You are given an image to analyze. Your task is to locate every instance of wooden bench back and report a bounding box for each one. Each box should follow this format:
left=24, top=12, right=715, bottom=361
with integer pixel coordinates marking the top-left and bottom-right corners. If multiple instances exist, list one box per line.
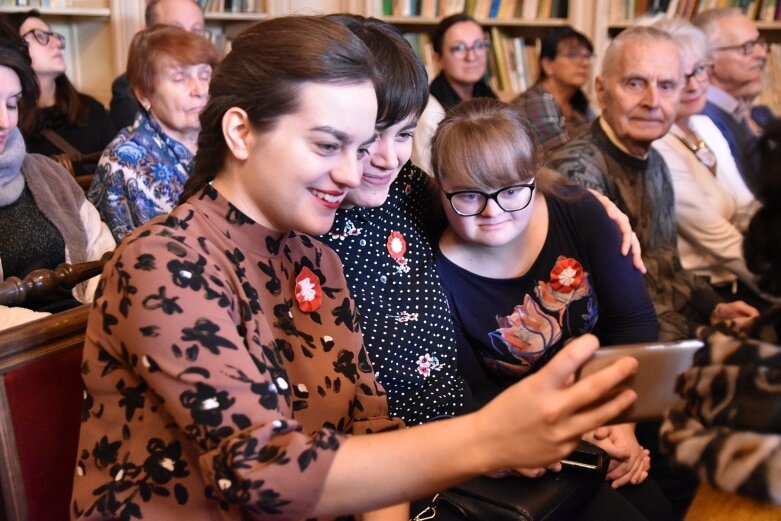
left=0, top=305, right=90, bottom=521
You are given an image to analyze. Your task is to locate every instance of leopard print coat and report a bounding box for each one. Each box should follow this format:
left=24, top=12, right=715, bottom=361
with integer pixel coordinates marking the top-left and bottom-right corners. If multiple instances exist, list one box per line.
left=661, top=306, right=781, bottom=505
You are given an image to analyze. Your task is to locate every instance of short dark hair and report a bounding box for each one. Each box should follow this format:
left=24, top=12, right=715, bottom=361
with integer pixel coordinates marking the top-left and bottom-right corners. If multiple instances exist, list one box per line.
left=180, top=16, right=378, bottom=203
left=127, top=24, right=219, bottom=101
left=539, top=26, right=593, bottom=77
left=0, top=15, right=39, bottom=135
left=327, top=14, right=428, bottom=128
left=432, top=13, right=482, bottom=54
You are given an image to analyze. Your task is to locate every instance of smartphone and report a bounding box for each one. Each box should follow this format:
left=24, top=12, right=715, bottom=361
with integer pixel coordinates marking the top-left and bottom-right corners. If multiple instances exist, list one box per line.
left=576, top=339, right=705, bottom=424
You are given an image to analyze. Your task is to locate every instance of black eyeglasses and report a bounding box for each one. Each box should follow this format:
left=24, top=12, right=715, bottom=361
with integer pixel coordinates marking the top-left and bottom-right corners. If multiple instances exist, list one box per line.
left=443, top=183, right=535, bottom=216
left=23, top=28, right=65, bottom=48
left=684, top=61, right=712, bottom=83
left=448, top=40, right=491, bottom=59
left=713, top=36, right=766, bottom=56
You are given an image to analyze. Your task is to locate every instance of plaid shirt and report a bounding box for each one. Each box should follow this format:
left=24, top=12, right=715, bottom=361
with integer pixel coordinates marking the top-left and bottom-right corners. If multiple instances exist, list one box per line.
left=513, top=82, right=595, bottom=154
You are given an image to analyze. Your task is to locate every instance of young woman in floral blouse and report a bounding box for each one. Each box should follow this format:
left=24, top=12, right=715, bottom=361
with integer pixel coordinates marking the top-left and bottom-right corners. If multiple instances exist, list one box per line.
left=71, top=16, right=641, bottom=521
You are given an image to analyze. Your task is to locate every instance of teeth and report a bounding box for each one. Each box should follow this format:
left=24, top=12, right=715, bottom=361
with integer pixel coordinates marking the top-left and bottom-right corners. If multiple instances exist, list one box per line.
left=313, top=190, right=341, bottom=203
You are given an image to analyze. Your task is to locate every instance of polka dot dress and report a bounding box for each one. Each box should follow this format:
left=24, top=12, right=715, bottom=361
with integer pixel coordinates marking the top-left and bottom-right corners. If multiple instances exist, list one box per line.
left=323, top=163, right=468, bottom=424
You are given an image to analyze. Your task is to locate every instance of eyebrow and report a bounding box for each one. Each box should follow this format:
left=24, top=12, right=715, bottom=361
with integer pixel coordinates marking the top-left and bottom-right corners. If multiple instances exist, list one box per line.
left=312, top=126, right=354, bottom=144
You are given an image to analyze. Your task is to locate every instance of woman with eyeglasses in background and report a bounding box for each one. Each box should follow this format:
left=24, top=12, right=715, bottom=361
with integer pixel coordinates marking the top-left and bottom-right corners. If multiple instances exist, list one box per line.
left=647, top=17, right=770, bottom=309
left=6, top=10, right=115, bottom=159
left=513, top=27, right=596, bottom=155
left=412, top=13, right=496, bottom=175
left=432, top=98, right=675, bottom=520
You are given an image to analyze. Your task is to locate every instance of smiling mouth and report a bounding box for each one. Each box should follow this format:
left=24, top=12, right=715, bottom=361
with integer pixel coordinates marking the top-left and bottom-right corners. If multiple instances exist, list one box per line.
left=311, top=189, right=343, bottom=207
left=362, top=172, right=393, bottom=186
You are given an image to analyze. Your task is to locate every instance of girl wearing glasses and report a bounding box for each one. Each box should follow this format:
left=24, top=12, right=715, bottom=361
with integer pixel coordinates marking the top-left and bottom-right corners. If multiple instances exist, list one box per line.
left=648, top=18, right=769, bottom=309
left=6, top=10, right=115, bottom=159
left=412, top=13, right=496, bottom=175
left=433, top=98, right=673, bottom=517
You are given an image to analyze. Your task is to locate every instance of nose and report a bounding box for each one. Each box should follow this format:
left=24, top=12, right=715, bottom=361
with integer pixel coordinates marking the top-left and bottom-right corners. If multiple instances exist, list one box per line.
left=332, top=152, right=363, bottom=189
left=190, top=75, right=208, bottom=97
left=479, top=197, right=504, bottom=217
left=0, top=106, right=9, bottom=129
left=641, top=84, right=660, bottom=107
left=370, top=136, right=400, bottom=171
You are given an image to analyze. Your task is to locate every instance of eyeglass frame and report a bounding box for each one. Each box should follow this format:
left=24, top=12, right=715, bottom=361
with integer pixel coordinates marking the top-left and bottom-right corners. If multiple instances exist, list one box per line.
left=684, top=61, right=712, bottom=83
left=442, top=183, right=536, bottom=217
left=712, top=36, right=766, bottom=56
left=22, top=28, right=66, bottom=48
left=448, top=40, right=492, bottom=59
left=560, top=50, right=594, bottom=62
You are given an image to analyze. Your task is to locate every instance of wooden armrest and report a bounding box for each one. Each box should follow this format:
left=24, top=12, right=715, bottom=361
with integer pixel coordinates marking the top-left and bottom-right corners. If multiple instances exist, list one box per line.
left=0, top=251, right=112, bottom=307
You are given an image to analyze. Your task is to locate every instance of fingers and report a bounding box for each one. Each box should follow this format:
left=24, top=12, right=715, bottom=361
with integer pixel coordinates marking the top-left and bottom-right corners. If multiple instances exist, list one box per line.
left=629, top=233, right=646, bottom=274
left=733, top=300, right=759, bottom=318
left=514, top=467, right=547, bottom=478
left=567, top=388, right=637, bottom=437
left=591, top=426, right=611, bottom=440
left=547, top=462, right=562, bottom=473
left=536, top=334, right=600, bottom=386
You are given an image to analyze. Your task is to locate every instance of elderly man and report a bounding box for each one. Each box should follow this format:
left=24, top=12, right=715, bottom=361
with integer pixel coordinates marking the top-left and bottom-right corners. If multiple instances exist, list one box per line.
left=109, top=0, right=207, bottom=129
left=547, top=26, right=757, bottom=342
left=693, top=8, right=768, bottom=193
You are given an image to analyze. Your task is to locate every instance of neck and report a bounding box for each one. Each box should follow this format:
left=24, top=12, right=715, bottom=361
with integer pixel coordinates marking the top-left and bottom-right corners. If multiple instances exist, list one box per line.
left=37, top=75, right=57, bottom=108
left=675, top=115, right=693, bottom=133
left=157, top=117, right=199, bottom=154
left=447, top=76, right=474, bottom=101
left=540, top=77, right=577, bottom=113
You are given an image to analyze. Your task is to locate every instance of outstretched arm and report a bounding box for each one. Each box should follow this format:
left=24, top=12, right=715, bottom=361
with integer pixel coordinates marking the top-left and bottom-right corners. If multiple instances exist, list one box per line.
left=314, top=334, right=638, bottom=517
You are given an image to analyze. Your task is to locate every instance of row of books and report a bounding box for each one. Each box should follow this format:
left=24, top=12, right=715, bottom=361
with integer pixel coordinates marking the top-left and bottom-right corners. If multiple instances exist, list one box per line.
left=376, top=0, right=568, bottom=19
left=2, top=0, right=105, bottom=6
left=402, top=28, right=541, bottom=95
left=196, top=0, right=262, bottom=14
left=609, top=0, right=781, bottom=21
left=756, top=43, right=781, bottom=112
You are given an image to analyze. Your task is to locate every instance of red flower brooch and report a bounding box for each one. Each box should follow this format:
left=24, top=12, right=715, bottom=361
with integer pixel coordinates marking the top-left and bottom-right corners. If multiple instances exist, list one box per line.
left=386, top=231, right=407, bottom=260
left=549, top=257, right=584, bottom=293
left=295, top=267, right=322, bottom=312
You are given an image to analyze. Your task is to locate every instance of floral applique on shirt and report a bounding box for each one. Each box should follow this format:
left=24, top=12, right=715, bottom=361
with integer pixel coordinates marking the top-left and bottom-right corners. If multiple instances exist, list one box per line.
left=329, top=219, right=362, bottom=241
left=487, top=256, right=595, bottom=377
left=388, top=310, right=419, bottom=323
left=417, top=353, right=443, bottom=378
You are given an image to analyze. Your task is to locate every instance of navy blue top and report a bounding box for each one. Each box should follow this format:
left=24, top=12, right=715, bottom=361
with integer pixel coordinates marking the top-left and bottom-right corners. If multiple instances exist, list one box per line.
left=436, top=188, right=659, bottom=403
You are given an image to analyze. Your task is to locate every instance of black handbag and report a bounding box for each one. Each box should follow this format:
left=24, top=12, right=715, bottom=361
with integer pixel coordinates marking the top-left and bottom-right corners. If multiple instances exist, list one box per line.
left=430, top=441, right=609, bottom=521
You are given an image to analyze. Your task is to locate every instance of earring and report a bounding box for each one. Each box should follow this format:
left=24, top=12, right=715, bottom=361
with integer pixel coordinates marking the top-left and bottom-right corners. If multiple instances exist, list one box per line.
left=143, top=103, right=151, bottom=112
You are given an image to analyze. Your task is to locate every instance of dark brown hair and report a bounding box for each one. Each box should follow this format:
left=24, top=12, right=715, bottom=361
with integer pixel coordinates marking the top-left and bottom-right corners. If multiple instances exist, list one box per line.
left=6, top=10, right=88, bottom=128
left=432, top=13, right=482, bottom=55
left=0, top=15, right=39, bottom=134
left=127, top=24, right=219, bottom=102
left=327, top=14, right=428, bottom=129
left=179, top=15, right=378, bottom=203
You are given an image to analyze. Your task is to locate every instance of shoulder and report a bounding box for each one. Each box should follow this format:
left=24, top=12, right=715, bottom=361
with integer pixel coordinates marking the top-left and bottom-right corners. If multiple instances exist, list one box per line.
left=79, top=94, right=109, bottom=113
left=547, top=132, right=604, bottom=173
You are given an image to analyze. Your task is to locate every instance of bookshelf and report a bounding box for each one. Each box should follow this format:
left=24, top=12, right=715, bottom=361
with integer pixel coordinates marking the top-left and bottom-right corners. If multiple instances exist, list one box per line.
left=0, top=0, right=594, bottom=105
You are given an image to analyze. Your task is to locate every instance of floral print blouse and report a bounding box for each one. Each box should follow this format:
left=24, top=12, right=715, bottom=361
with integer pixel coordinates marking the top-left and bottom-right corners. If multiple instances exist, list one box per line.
left=323, top=163, right=471, bottom=423
left=88, top=111, right=193, bottom=242
left=72, top=185, right=403, bottom=521
left=436, top=188, right=659, bottom=399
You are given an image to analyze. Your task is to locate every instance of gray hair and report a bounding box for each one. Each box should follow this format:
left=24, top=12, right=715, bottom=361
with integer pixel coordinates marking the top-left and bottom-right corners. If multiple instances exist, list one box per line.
left=601, top=25, right=682, bottom=77
left=645, top=16, right=709, bottom=61
left=692, top=7, right=744, bottom=47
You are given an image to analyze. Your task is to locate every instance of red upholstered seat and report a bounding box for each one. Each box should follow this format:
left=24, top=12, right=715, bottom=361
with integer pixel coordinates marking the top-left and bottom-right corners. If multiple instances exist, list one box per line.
left=0, top=305, right=89, bottom=521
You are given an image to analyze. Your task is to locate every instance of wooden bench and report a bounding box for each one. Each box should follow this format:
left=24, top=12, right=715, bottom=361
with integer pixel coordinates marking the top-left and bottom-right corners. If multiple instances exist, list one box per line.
left=0, top=304, right=90, bottom=521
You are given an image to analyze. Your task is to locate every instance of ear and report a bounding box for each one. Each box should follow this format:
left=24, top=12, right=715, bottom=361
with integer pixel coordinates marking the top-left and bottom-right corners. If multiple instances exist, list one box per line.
left=134, top=89, right=151, bottom=112
left=221, top=107, right=253, bottom=161
left=540, top=56, right=555, bottom=78
left=594, top=75, right=607, bottom=110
